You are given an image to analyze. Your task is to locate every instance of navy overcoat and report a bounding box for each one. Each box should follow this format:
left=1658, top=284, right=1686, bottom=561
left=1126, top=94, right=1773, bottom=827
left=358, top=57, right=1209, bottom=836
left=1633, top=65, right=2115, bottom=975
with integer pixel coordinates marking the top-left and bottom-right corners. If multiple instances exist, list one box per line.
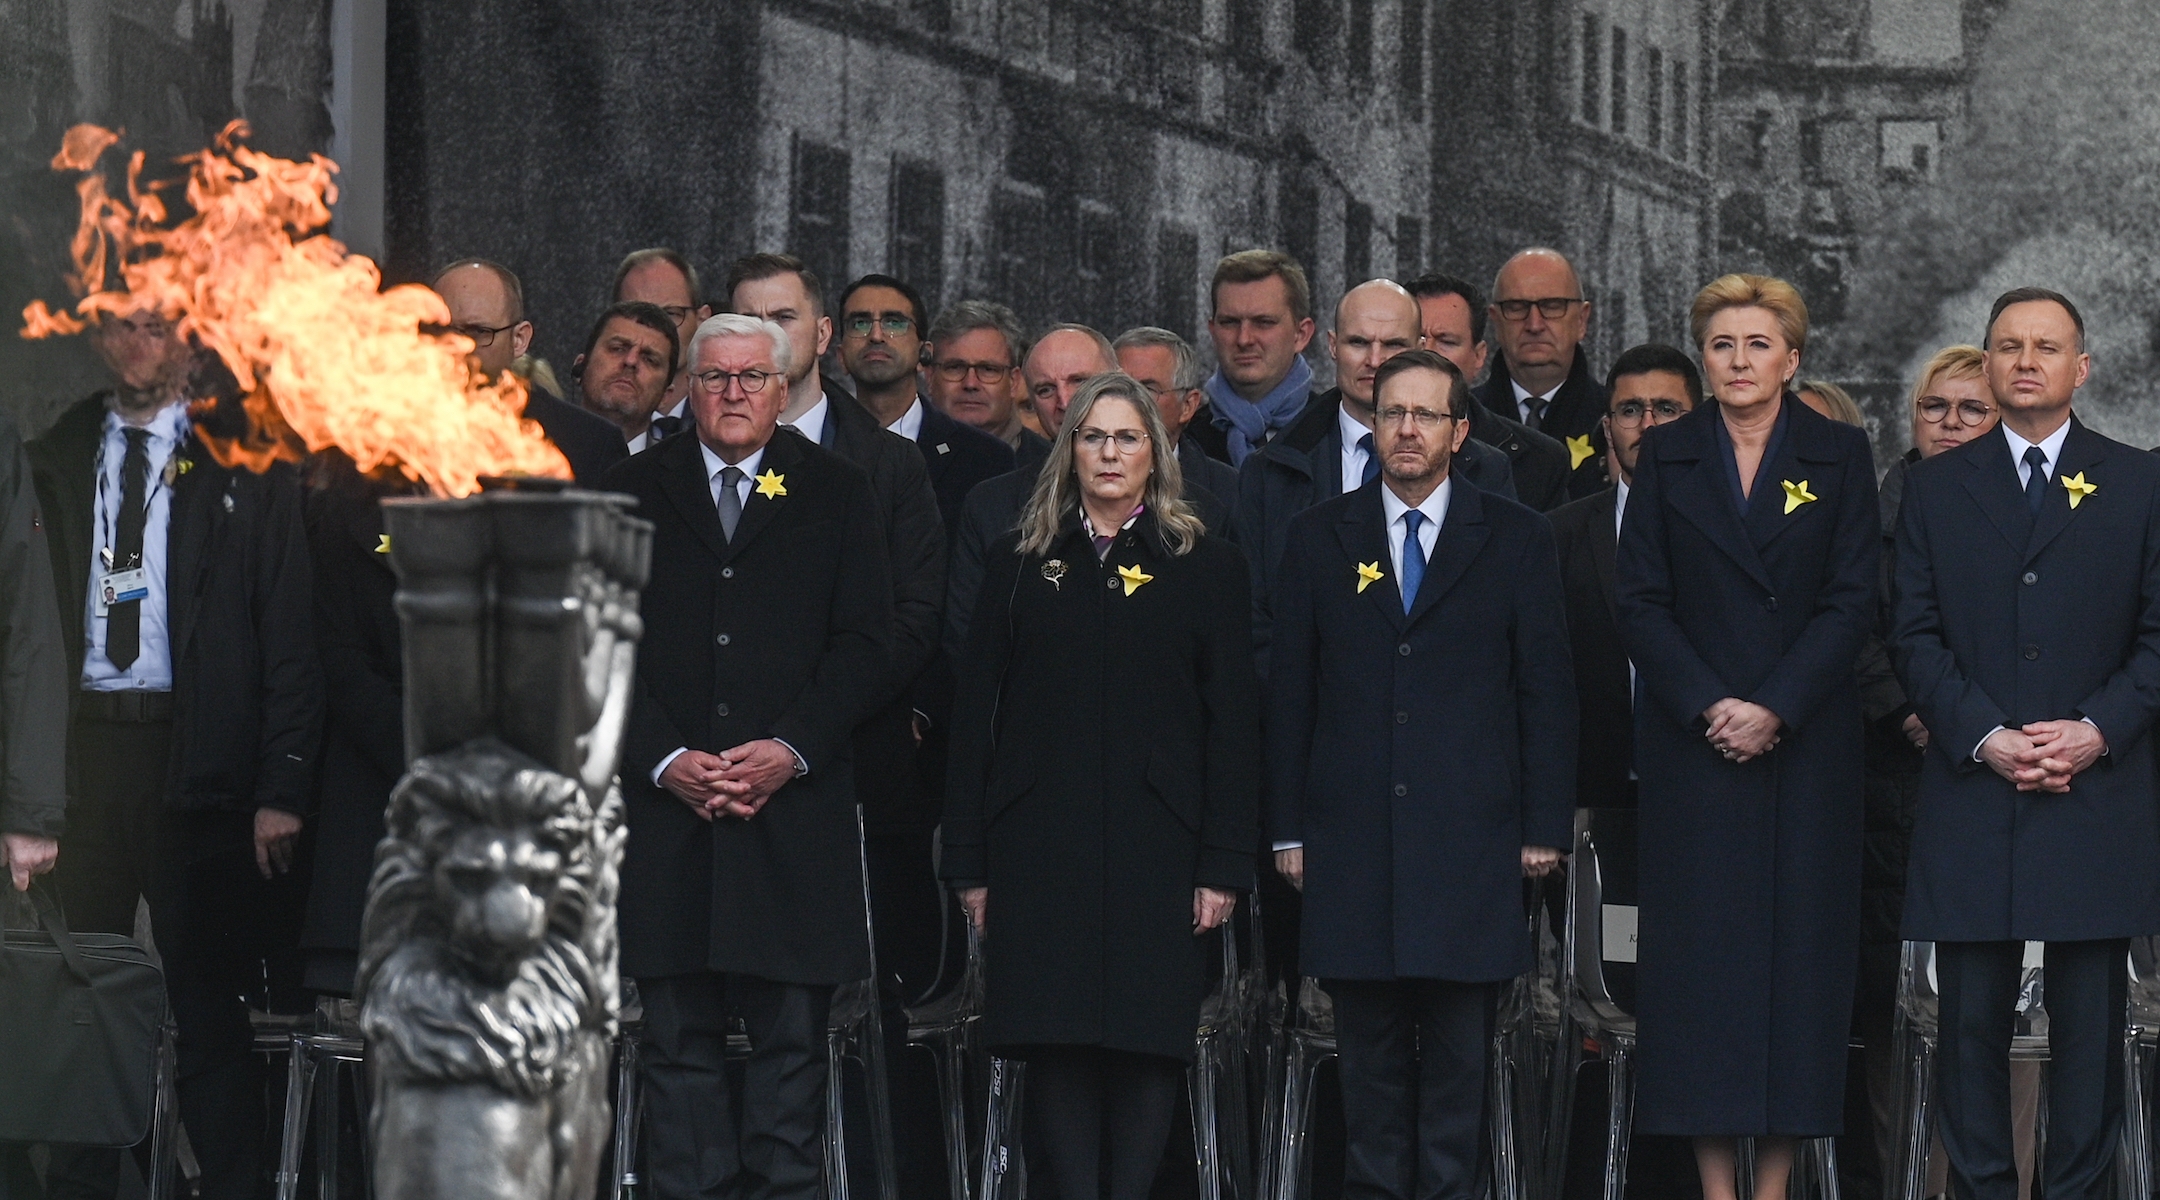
left=1891, top=418, right=2160, bottom=941
left=1266, top=479, right=1576, bottom=983
left=1615, top=397, right=1878, bottom=1137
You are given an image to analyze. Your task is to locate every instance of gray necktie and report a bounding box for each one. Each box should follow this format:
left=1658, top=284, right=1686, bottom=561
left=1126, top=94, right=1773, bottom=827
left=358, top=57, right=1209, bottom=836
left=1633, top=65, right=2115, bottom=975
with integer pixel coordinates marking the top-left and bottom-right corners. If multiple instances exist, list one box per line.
left=717, top=466, right=744, bottom=541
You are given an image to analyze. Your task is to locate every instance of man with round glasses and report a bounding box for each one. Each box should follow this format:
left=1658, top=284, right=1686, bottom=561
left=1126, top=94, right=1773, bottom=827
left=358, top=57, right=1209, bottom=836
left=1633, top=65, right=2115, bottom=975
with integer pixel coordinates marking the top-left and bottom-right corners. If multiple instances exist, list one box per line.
left=1473, top=248, right=1610, bottom=500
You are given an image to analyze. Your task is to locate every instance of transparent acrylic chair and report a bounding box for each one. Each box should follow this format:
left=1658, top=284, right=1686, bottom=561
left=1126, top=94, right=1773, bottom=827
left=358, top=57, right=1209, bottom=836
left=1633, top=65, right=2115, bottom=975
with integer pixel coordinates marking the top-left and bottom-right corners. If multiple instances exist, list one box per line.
left=1555, top=810, right=1840, bottom=1200
left=979, top=920, right=1255, bottom=1200
left=1893, top=938, right=2156, bottom=1200
left=273, top=997, right=371, bottom=1200
left=907, top=919, right=987, bottom=1200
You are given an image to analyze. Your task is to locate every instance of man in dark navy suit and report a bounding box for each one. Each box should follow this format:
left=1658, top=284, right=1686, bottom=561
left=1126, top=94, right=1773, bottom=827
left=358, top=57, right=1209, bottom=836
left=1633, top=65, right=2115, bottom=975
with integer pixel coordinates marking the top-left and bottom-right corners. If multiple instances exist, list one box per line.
left=1268, top=349, right=1576, bottom=1200
left=1893, top=288, right=2160, bottom=1200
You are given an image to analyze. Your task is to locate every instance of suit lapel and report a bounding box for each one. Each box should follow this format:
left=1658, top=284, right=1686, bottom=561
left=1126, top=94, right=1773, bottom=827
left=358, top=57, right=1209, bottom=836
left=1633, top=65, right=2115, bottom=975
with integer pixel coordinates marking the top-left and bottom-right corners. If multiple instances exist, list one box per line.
left=1957, top=424, right=2032, bottom=555
left=1333, top=486, right=1403, bottom=633
left=165, top=436, right=217, bottom=671
left=1314, top=417, right=1345, bottom=498
left=2026, top=418, right=2104, bottom=563
left=1405, top=481, right=1490, bottom=627
left=656, top=434, right=732, bottom=563
left=722, top=432, right=800, bottom=562
left=1591, top=488, right=1619, bottom=624
left=1663, top=416, right=1776, bottom=593
left=1744, top=400, right=1822, bottom=551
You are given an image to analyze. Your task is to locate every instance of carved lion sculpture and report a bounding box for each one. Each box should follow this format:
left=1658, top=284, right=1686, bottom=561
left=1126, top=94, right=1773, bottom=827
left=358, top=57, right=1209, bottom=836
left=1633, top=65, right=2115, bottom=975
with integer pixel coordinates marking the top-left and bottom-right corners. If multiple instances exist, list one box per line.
left=357, top=737, right=625, bottom=1200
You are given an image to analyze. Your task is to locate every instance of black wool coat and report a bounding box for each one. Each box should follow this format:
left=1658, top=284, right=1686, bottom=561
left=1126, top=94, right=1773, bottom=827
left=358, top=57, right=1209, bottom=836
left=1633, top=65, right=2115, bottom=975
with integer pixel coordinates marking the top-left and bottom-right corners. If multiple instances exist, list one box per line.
left=942, top=514, right=1259, bottom=1063
left=523, top=388, right=627, bottom=483
left=296, top=456, right=413, bottom=987
left=1474, top=352, right=1609, bottom=501
left=1615, top=397, right=1879, bottom=1137
left=1892, top=419, right=2160, bottom=942
left=814, top=385, right=946, bottom=834
left=602, top=429, right=893, bottom=984
left=1549, top=486, right=1634, bottom=808
left=1266, top=480, right=1577, bottom=983
left=29, top=393, right=323, bottom=817
left=914, top=399, right=1016, bottom=543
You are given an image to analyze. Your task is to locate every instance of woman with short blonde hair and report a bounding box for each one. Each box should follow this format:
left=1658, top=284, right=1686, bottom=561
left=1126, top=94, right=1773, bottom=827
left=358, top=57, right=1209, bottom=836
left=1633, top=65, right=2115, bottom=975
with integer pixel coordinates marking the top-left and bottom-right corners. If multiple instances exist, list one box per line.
left=1620, top=273, right=1880, bottom=1200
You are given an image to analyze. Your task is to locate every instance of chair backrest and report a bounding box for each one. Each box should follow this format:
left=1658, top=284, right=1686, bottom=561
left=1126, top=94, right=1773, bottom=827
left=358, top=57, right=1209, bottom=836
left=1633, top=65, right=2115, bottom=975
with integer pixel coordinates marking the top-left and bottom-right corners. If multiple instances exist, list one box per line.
left=2130, top=937, right=2160, bottom=1031
left=1565, top=809, right=1631, bottom=1021
left=1899, top=940, right=2051, bottom=1043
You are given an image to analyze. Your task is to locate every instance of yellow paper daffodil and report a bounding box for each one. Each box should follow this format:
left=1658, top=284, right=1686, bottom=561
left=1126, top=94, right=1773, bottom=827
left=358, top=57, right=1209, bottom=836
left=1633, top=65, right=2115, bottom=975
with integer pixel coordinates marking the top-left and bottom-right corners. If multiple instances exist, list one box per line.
left=1781, top=479, right=1818, bottom=515
left=2062, top=471, right=2097, bottom=509
left=1356, top=561, right=1385, bottom=594
left=753, top=469, right=787, bottom=499
left=1116, top=564, right=1154, bottom=596
left=1566, top=434, right=1596, bottom=470
left=376, top=534, right=391, bottom=554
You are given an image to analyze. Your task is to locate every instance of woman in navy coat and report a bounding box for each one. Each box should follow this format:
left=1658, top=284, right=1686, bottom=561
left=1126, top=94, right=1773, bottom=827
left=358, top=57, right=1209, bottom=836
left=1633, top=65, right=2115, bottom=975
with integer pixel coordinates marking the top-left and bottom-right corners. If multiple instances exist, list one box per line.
left=1615, top=274, right=1880, bottom=1200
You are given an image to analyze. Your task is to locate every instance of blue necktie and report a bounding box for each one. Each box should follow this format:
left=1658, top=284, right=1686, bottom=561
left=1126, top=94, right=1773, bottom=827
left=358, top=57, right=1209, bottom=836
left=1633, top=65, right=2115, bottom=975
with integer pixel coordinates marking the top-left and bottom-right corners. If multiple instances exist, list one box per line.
left=1400, top=510, right=1426, bottom=613
left=648, top=413, right=684, bottom=442
left=1358, top=432, right=1379, bottom=486
left=2023, top=445, right=2048, bottom=515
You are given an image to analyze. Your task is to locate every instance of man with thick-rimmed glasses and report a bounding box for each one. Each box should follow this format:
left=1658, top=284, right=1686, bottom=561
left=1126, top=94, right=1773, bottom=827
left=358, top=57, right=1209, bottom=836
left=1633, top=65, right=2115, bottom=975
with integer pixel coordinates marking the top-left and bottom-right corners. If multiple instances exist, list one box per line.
left=923, top=299, right=1045, bottom=465
left=1472, top=247, right=1610, bottom=500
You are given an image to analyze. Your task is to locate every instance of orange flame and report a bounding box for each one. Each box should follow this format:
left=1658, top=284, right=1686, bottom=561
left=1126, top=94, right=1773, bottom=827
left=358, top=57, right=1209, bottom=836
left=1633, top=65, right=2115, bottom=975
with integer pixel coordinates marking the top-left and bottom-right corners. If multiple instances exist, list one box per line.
left=19, top=121, right=569, bottom=496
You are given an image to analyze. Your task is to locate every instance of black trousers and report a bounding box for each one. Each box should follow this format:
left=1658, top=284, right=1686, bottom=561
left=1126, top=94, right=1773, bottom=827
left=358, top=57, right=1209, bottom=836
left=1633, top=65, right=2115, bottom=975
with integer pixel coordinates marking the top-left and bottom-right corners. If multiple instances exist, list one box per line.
left=1024, top=1045, right=1186, bottom=1200
left=1327, top=978, right=1496, bottom=1200
left=638, top=971, right=834, bottom=1200
left=1935, top=939, right=2127, bottom=1200
left=44, top=716, right=305, bottom=1200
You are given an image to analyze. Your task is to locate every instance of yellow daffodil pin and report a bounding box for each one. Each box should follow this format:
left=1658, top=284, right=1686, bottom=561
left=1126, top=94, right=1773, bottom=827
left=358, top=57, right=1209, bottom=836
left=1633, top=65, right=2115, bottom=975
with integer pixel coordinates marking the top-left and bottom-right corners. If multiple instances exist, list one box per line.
left=2062, top=471, right=2097, bottom=509
left=376, top=534, right=391, bottom=554
left=1566, top=434, right=1596, bottom=470
left=1356, top=561, right=1385, bottom=594
left=1116, top=564, right=1154, bottom=596
left=1781, top=479, right=1818, bottom=515
left=753, top=469, right=787, bottom=499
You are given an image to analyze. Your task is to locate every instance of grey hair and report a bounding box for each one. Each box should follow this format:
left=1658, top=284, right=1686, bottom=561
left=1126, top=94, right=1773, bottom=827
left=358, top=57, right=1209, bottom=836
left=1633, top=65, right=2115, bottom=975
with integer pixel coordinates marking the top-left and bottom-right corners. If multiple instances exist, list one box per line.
left=686, top=312, right=790, bottom=373
left=928, top=299, right=1028, bottom=367
left=1015, top=372, right=1205, bottom=558
left=1034, top=323, right=1118, bottom=372
left=1113, top=326, right=1202, bottom=390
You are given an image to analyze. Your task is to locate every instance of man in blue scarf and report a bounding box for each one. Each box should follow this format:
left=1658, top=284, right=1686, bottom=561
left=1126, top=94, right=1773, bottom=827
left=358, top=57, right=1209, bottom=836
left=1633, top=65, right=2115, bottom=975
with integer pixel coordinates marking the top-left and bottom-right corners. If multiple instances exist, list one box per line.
left=1188, top=250, right=1318, bottom=466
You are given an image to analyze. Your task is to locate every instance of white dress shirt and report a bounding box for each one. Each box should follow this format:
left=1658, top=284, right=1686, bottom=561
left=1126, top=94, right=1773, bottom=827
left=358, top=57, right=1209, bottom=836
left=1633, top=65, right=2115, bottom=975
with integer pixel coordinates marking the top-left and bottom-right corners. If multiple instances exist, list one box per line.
left=2003, top=417, right=2072, bottom=489
left=1338, top=403, right=1375, bottom=495
left=653, top=439, right=805, bottom=787
left=1511, top=378, right=1561, bottom=426
left=1379, top=477, right=1450, bottom=583
left=784, top=395, right=829, bottom=447
left=1614, top=478, right=1637, bottom=776
left=1972, top=416, right=2086, bottom=761
left=81, top=401, right=188, bottom=693
left=626, top=426, right=656, bottom=455
left=659, top=395, right=688, bottom=422
left=1275, top=476, right=1453, bottom=851
left=888, top=397, right=926, bottom=440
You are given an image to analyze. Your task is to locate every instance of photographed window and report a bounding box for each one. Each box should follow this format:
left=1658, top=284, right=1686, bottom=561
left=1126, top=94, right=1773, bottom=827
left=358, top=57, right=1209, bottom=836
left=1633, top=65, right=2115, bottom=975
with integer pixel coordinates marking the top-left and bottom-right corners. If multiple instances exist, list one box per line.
left=1229, top=0, right=1264, bottom=60
left=1345, top=200, right=1373, bottom=282
left=789, top=138, right=851, bottom=299
left=1672, top=62, right=1691, bottom=162
left=1156, top=226, right=1199, bottom=341
left=1645, top=48, right=1664, bottom=152
left=1294, top=0, right=1335, bottom=67
left=1395, top=215, right=1423, bottom=278
left=1610, top=26, right=1629, bottom=136
left=992, top=186, right=1052, bottom=328
left=1580, top=15, right=1602, bottom=125
left=1281, top=177, right=1320, bottom=278
left=888, top=161, right=944, bottom=315
left=1880, top=119, right=1941, bottom=181
left=1349, top=0, right=1373, bottom=81
left=1400, top=0, right=1426, bottom=111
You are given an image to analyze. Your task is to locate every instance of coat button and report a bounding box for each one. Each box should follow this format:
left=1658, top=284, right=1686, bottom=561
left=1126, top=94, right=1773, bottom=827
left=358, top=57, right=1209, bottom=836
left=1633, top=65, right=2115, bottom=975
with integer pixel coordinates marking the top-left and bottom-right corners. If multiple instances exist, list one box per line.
left=1764, top=596, right=1779, bottom=612
left=1398, top=643, right=1411, bottom=656
left=1396, top=711, right=1409, bottom=724
left=1393, top=783, right=1408, bottom=797
left=721, top=566, right=735, bottom=579
left=2023, top=645, right=2041, bottom=661
left=716, top=702, right=731, bottom=716
left=2023, top=571, right=2038, bottom=585
left=1107, top=578, right=1118, bottom=590
left=716, top=633, right=731, bottom=646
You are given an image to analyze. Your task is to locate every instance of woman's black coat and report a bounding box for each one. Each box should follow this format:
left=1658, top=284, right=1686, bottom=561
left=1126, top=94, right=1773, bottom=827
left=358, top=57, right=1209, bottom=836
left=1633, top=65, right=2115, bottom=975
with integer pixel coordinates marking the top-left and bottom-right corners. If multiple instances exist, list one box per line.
left=1615, top=397, right=1879, bottom=1137
left=942, top=513, right=1260, bottom=1063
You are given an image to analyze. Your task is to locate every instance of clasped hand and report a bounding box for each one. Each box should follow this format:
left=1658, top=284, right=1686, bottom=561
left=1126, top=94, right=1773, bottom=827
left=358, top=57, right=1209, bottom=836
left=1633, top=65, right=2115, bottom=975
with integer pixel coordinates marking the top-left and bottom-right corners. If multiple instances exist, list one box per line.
left=1703, top=698, right=1782, bottom=763
left=660, top=739, right=799, bottom=820
left=1980, top=720, right=2105, bottom=793
left=953, top=886, right=1237, bottom=937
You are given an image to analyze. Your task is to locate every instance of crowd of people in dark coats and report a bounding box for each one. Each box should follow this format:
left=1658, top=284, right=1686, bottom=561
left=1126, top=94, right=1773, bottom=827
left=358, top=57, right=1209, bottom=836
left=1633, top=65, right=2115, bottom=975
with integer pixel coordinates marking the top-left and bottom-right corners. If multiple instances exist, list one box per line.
left=1, top=238, right=2154, bottom=1200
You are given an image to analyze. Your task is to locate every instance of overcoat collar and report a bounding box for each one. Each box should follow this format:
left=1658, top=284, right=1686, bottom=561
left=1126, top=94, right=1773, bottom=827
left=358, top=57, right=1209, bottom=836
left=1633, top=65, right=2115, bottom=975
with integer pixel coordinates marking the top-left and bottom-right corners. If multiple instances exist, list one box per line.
left=1651, top=395, right=1836, bottom=593
left=1253, top=388, right=1342, bottom=496
left=1332, top=476, right=1490, bottom=631
left=1958, top=416, right=2107, bottom=563
left=656, top=427, right=804, bottom=565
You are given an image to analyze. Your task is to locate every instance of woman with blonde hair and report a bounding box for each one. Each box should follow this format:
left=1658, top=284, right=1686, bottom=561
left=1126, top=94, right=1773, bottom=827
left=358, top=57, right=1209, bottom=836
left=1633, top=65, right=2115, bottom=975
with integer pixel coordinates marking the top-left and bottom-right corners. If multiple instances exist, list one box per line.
left=943, top=372, right=1260, bottom=1200
left=1617, top=274, right=1881, bottom=1200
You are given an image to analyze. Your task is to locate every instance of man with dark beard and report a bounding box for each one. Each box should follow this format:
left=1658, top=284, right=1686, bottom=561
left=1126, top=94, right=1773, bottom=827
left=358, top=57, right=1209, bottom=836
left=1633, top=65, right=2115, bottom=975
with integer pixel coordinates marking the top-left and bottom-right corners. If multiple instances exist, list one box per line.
left=572, top=301, right=681, bottom=452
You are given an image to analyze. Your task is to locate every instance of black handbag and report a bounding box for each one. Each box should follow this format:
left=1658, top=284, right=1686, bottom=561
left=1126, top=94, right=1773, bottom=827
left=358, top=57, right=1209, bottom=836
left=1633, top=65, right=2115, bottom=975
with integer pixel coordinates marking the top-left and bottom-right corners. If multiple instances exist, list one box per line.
left=0, top=883, right=166, bottom=1146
